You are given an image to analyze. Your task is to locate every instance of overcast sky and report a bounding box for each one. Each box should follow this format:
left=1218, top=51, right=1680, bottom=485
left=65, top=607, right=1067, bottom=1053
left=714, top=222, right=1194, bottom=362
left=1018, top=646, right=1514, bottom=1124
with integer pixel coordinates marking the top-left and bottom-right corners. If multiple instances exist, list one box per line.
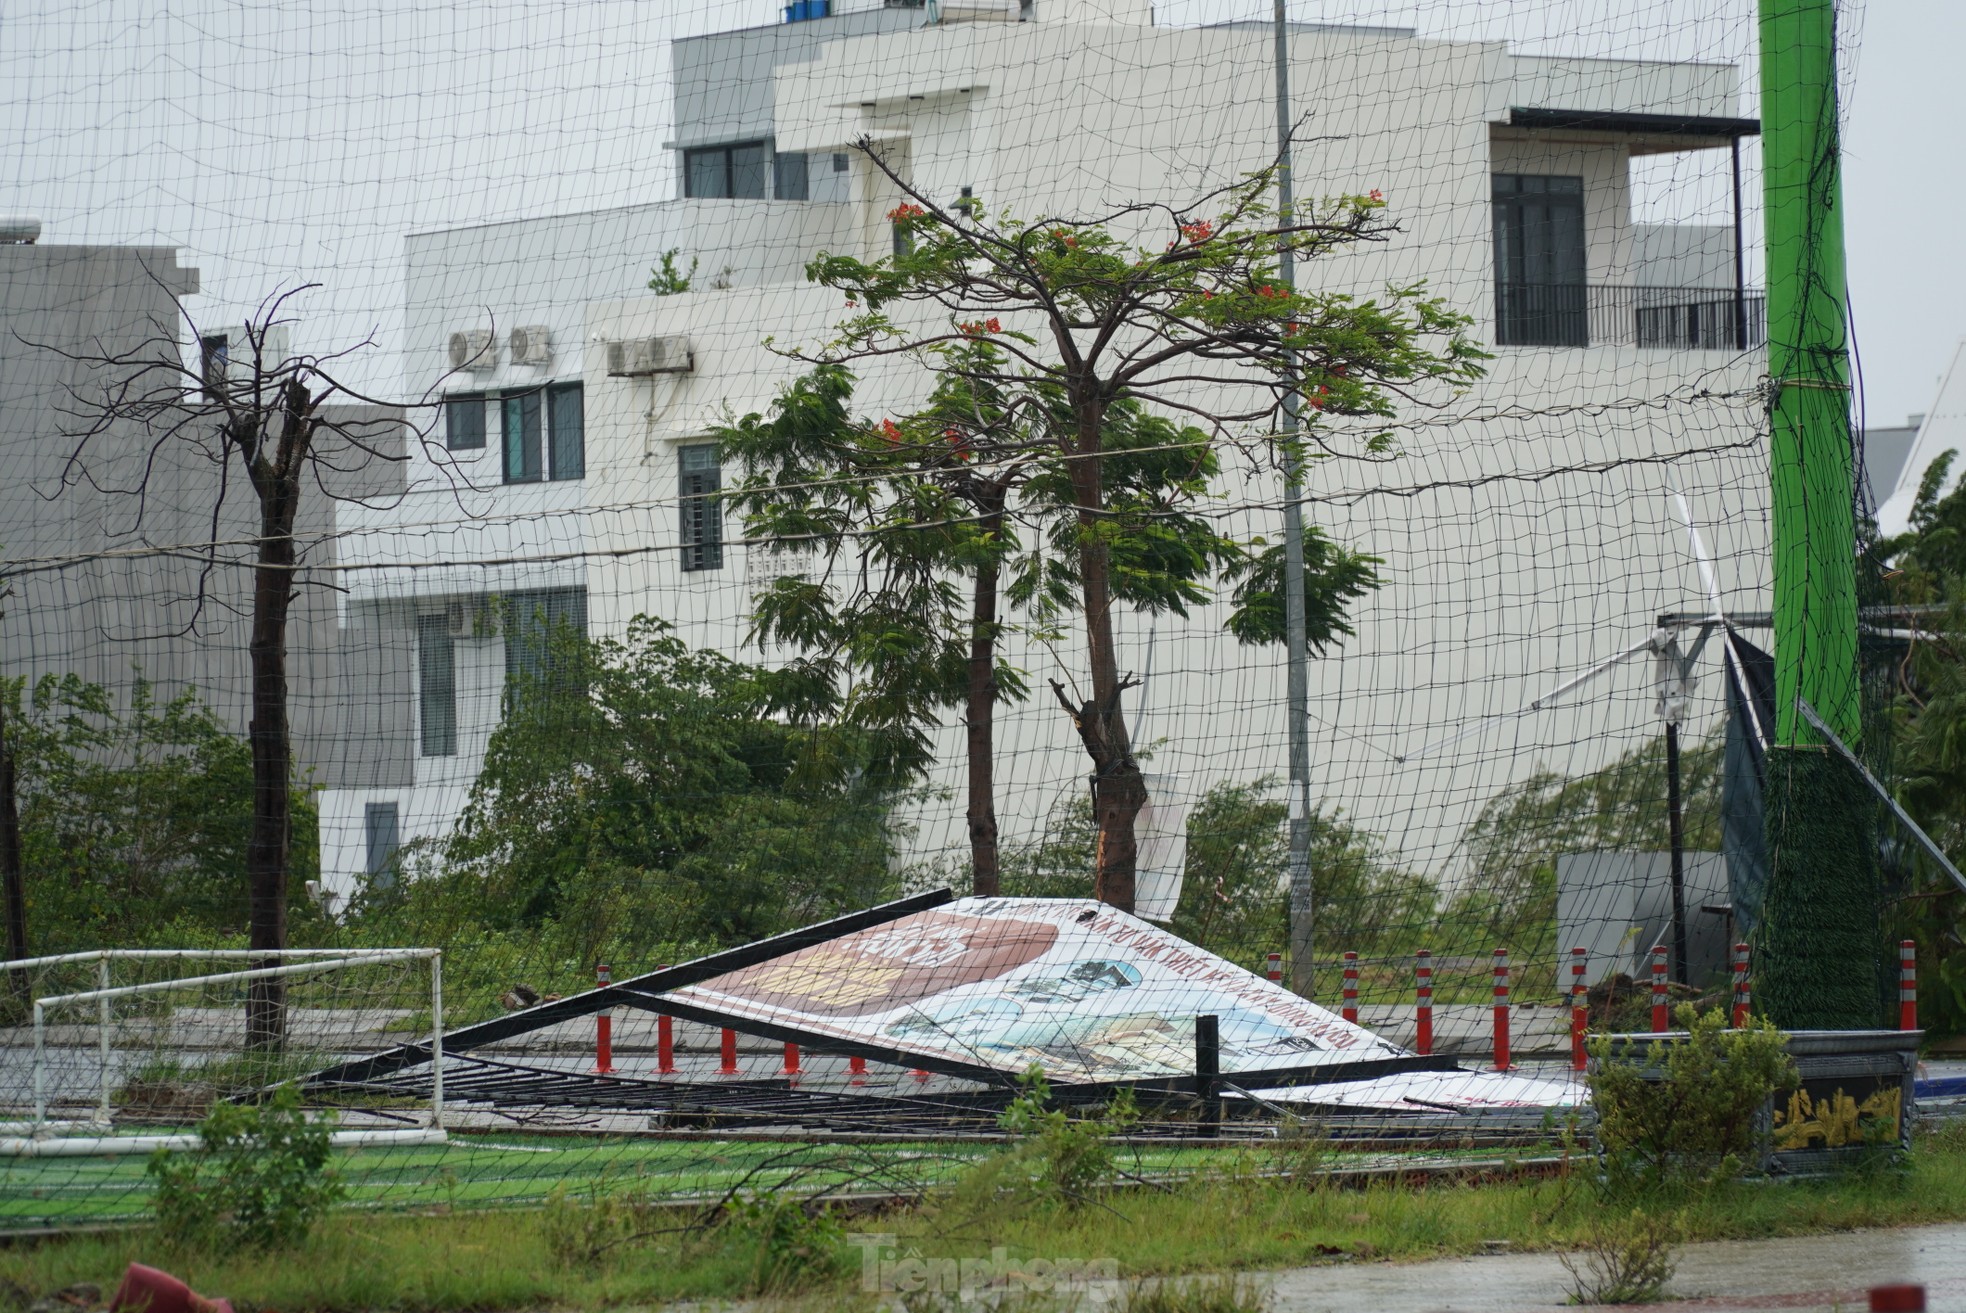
left=2, top=0, right=1955, bottom=426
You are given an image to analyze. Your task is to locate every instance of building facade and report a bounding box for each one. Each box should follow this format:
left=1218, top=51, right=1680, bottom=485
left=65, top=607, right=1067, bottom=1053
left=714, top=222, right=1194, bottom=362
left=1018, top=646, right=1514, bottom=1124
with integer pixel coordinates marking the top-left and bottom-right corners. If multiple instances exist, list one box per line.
left=317, top=0, right=1774, bottom=905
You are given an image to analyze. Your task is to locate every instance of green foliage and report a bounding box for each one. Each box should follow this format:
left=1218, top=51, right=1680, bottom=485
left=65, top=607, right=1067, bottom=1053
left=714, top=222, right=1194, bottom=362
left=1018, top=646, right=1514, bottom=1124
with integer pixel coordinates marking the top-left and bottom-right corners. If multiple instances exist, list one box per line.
left=722, top=1193, right=850, bottom=1293
left=381, top=616, right=904, bottom=951
left=985, top=1066, right=1136, bottom=1209
left=1444, top=732, right=1722, bottom=983
left=146, top=1083, right=344, bottom=1251
left=1220, top=528, right=1380, bottom=651
left=541, top=1178, right=658, bottom=1268
left=646, top=248, right=696, bottom=295
left=1171, top=777, right=1436, bottom=967
left=1587, top=1006, right=1796, bottom=1197
left=2, top=672, right=320, bottom=952
left=1560, top=1208, right=1680, bottom=1305
left=1875, top=451, right=1966, bottom=1036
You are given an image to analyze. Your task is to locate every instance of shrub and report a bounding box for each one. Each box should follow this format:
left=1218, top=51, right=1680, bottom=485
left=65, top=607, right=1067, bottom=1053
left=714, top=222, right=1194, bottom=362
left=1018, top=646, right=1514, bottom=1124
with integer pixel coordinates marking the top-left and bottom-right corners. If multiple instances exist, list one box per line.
left=541, top=1178, right=657, bottom=1267
left=995, top=1067, right=1136, bottom=1208
left=146, top=1082, right=344, bottom=1250
left=1587, top=1005, right=1796, bottom=1196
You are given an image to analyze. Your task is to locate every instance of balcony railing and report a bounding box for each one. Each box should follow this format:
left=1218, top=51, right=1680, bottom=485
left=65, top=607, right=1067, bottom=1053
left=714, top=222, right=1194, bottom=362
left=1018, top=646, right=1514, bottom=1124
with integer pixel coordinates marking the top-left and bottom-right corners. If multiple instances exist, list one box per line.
left=1494, top=283, right=1767, bottom=350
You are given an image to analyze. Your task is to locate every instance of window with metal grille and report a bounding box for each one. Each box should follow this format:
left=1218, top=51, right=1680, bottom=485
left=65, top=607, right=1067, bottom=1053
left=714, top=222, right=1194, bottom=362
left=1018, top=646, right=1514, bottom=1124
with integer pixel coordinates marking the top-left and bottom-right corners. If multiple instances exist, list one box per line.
left=502, top=587, right=588, bottom=700
left=679, top=444, right=723, bottom=572
left=416, top=614, right=457, bottom=757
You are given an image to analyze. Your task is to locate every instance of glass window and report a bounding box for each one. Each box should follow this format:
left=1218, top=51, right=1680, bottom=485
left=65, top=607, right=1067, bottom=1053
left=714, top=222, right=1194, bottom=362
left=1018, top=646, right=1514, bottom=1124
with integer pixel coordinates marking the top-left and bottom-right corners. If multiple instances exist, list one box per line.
left=417, top=614, right=457, bottom=757
left=679, top=444, right=723, bottom=572
left=502, top=390, right=542, bottom=483
left=548, top=382, right=585, bottom=480
left=1492, top=174, right=1587, bottom=347
left=832, top=152, right=849, bottom=173
left=774, top=151, right=810, bottom=201
left=683, top=141, right=770, bottom=199
left=445, top=393, right=486, bottom=450
left=364, top=802, right=401, bottom=885
left=729, top=143, right=768, bottom=199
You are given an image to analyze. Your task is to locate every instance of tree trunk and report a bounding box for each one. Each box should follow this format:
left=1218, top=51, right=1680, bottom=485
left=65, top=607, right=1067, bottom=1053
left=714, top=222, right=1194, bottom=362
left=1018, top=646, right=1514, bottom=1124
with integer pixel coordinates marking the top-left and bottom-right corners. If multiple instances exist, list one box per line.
left=966, top=495, right=1007, bottom=897
left=0, top=688, right=28, bottom=1004
left=243, top=406, right=306, bottom=1053
left=1060, top=401, right=1145, bottom=913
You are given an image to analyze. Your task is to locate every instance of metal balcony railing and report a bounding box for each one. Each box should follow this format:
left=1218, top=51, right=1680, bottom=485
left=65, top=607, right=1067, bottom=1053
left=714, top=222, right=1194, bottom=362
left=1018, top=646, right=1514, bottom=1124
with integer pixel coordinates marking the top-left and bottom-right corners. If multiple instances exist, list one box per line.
left=1494, top=283, right=1767, bottom=350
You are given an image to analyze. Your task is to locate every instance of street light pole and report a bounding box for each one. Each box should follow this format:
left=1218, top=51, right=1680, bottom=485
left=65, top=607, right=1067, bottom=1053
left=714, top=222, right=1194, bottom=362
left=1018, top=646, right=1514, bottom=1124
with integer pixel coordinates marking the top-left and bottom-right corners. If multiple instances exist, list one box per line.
left=1273, top=0, right=1315, bottom=999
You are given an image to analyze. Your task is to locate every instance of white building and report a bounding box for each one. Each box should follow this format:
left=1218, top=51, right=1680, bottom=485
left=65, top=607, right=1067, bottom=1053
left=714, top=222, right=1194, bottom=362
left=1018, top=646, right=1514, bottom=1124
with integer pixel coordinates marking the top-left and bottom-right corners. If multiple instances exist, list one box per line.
left=318, top=0, right=1772, bottom=908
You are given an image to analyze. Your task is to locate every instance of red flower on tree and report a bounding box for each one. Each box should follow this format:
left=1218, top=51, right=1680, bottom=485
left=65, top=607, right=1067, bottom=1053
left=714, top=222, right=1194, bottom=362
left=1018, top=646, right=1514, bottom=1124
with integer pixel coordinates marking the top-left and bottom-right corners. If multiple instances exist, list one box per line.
left=887, top=202, right=927, bottom=223
left=1179, top=220, right=1214, bottom=244
left=879, top=418, right=903, bottom=444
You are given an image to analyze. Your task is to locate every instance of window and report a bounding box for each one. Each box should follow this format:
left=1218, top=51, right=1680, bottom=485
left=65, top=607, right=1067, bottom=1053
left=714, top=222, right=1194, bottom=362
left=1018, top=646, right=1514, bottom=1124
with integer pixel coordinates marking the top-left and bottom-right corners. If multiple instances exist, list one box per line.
left=774, top=151, right=810, bottom=201
left=1492, top=174, right=1587, bottom=347
left=892, top=222, right=913, bottom=256
left=502, top=390, right=543, bottom=483
left=832, top=152, right=849, bottom=173
left=679, top=444, right=723, bottom=571
left=547, top=382, right=585, bottom=480
left=417, top=614, right=457, bottom=757
left=502, top=587, right=588, bottom=698
left=445, top=393, right=486, bottom=451
left=955, top=185, right=979, bottom=220
left=364, top=802, right=401, bottom=886
left=684, top=141, right=768, bottom=199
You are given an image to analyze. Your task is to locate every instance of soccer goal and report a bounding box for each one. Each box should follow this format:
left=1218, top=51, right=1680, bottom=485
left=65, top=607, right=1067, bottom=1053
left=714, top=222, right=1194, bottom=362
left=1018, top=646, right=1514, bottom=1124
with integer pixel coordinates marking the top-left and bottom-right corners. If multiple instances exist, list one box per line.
left=0, top=948, right=445, bottom=1156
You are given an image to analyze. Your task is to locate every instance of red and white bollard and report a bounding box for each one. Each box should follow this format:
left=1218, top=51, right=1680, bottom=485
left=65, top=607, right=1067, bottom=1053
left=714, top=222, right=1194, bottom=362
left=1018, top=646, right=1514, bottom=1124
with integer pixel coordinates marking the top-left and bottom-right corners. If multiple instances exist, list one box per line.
left=1341, top=952, right=1359, bottom=1024
left=1414, top=949, right=1434, bottom=1056
left=653, top=964, right=675, bottom=1076
left=848, top=1054, right=867, bottom=1085
left=1266, top=952, right=1283, bottom=984
left=1491, top=948, right=1511, bottom=1071
left=783, top=1042, right=802, bottom=1077
left=1731, top=942, right=1751, bottom=1028
left=592, top=964, right=616, bottom=1074
left=720, top=1027, right=738, bottom=1076
left=1901, top=940, right=1919, bottom=1032
left=1569, top=946, right=1589, bottom=1072
left=1650, top=943, right=1670, bottom=1033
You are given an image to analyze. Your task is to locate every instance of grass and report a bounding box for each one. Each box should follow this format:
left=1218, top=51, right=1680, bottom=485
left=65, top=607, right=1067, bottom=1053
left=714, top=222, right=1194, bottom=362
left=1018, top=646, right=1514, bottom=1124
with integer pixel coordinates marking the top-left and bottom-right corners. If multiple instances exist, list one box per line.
left=4, top=1127, right=1966, bottom=1312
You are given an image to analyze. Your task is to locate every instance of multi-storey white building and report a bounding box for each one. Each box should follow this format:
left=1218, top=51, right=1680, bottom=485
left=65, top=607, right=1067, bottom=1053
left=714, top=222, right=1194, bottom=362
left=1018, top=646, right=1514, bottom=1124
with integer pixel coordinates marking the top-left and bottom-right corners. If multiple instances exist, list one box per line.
left=319, top=0, right=1771, bottom=907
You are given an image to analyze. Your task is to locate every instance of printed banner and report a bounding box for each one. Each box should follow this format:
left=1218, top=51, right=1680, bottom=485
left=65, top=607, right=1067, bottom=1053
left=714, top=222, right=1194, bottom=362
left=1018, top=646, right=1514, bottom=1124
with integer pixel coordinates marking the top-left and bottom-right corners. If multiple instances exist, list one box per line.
left=664, top=897, right=1407, bottom=1082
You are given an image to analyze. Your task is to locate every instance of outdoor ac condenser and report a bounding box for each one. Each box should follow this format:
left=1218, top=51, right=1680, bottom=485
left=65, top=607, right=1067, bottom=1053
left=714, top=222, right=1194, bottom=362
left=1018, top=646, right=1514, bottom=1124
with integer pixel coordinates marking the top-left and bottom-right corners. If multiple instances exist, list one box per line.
left=448, top=329, right=497, bottom=372
left=605, top=335, right=692, bottom=376
left=509, top=325, right=553, bottom=365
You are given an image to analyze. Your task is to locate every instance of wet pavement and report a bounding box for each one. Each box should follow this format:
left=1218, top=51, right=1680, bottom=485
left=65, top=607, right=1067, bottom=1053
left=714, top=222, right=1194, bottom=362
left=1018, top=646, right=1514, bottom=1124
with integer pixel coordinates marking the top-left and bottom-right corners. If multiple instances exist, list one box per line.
left=1262, top=1221, right=1966, bottom=1312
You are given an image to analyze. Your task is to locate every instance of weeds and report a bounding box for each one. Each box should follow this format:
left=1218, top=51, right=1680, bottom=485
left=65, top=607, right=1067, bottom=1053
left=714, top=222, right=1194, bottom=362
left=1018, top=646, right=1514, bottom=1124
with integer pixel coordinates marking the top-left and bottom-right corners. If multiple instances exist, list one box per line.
left=1117, top=1275, right=1273, bottom=1313
left=145, top=1083, right=344, bottom=1251
left=1559, top=1208, right=1679, bottom=1304
left=723, top=1193, right=850, bottom=1294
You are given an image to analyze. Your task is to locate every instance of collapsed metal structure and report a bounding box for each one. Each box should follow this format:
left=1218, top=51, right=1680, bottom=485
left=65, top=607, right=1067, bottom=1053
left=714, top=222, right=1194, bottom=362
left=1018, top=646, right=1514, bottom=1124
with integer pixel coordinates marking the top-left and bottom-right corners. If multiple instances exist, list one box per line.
left=307, top=892, right=1571, bottom=1138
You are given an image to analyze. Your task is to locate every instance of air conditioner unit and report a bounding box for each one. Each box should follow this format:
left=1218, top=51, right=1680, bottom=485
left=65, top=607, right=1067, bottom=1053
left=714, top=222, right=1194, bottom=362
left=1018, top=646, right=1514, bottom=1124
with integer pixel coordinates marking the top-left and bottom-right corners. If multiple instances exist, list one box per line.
left=606, top=335, right=693, bottom=377
left=448, top=329, right=497, bottom=372
left=509, top=324, right=553, bottom=365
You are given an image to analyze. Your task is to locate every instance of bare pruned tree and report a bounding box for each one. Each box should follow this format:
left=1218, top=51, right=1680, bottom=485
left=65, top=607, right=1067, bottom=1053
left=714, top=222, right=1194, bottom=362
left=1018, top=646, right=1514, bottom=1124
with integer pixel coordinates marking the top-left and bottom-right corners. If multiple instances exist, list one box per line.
left=42, top=282, right=442, bottom=1048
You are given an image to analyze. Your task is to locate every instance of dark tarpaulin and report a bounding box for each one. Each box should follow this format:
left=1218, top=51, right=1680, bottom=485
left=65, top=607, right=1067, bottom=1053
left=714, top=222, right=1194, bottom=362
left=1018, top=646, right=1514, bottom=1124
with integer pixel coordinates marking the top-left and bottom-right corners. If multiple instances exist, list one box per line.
left=1722, top=627, right=1776, bottom=936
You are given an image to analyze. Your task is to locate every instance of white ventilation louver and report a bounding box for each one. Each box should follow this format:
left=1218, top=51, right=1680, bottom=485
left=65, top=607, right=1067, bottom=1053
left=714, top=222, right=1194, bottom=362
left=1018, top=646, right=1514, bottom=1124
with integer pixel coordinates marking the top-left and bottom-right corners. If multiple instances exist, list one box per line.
left=448, top=330, right=497, bottom=372
left=509, top=325, right=553, bottom=365
left=605, top=335, right=693, bottom=377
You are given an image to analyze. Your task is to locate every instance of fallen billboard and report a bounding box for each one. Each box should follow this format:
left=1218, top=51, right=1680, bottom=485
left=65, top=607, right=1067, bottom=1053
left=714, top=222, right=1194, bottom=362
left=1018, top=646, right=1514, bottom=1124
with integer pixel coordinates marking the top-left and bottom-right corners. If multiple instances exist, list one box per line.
left=660, top=897, right=1409, bottom=1083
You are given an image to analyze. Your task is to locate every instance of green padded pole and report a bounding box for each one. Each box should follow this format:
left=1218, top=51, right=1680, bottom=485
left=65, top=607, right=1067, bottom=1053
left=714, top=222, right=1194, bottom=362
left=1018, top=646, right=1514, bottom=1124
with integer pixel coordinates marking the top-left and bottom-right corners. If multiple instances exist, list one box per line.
left=1756, top=0, right=1878, bottom=1029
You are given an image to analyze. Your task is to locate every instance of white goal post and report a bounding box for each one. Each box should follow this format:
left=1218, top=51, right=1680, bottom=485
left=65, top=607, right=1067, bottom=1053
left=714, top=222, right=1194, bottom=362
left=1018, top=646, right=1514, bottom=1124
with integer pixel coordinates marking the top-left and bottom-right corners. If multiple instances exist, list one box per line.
left=1, top=948, right=445, bottom=1156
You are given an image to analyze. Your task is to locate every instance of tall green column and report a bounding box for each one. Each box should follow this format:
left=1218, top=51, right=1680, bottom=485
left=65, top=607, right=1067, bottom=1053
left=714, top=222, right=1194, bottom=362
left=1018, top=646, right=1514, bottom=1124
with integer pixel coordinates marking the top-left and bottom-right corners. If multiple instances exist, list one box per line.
left=1756, top=0, right=1878, bottom=1029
